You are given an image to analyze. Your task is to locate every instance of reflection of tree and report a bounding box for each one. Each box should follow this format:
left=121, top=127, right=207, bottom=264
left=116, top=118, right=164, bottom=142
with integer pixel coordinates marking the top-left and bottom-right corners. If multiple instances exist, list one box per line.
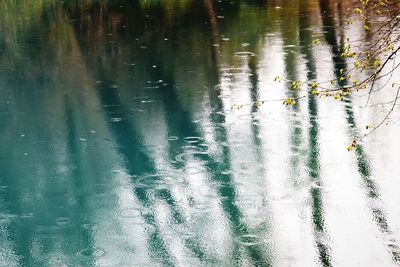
left=0, top=14, right=104, bottom=265
left=63, top=0, right=273, bottom=263
left=95, top=79, right=177, bottom=266
left=280, top=0, right=303, bottom=176
left=204, top=1, right=272, bottom=264
left=319, top=0, right=400, bottom=263
left=299, top=1, right=332, bottom=266
left=3, top=0, right=398, bottom=265
left=274, top=2, right=333, bottom=265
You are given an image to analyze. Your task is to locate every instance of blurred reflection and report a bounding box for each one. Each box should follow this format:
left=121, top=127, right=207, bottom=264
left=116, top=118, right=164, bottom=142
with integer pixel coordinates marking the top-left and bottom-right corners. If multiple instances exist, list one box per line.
left=319, top=0, right=400, bottom=263
left=299, top=1, right=331, bottom=266
left=0, top=0, right=399, bottom=266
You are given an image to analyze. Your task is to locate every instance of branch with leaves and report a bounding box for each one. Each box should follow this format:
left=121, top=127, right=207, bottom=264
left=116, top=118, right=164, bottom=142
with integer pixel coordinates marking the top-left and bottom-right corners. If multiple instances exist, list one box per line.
left=231, top=0, right=400, bottom=150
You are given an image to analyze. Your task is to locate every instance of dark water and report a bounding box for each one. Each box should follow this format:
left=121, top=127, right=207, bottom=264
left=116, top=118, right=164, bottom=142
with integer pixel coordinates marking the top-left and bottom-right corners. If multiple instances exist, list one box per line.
left=1, top=0, right=400, bottom=266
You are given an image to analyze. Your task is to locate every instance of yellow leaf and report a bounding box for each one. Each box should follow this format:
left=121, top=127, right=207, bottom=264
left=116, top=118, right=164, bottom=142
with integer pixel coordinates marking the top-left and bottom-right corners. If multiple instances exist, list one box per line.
left=354, top=8, right=363, bottom=14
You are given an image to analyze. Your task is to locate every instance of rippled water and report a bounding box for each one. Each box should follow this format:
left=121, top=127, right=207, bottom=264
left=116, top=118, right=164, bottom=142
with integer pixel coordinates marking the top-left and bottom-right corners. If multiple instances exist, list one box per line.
left=1, top=0, right=400, bottom=266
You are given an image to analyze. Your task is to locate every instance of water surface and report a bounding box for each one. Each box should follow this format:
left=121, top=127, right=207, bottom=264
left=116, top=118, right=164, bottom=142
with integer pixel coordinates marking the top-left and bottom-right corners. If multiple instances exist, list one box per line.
left=1, top=0, right=400, bottom=266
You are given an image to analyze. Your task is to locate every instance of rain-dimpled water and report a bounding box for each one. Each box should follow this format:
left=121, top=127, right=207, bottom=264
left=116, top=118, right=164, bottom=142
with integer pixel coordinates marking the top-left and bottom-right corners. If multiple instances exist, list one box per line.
left=0, top=0, right=400, bottom=266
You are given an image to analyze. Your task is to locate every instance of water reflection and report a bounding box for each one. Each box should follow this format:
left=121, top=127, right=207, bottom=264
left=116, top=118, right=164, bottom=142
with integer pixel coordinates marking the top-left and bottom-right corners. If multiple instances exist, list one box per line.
left=299, top=2, right=331, bottom=266
left=0, top=0, right=399, bottom=266
left=319, top=0, right=400, bottom=264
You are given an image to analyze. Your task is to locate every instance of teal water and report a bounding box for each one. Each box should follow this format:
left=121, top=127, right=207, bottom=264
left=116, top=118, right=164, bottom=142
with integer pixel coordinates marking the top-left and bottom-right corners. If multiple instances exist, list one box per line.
left=1, top=1, right=400, bottom=266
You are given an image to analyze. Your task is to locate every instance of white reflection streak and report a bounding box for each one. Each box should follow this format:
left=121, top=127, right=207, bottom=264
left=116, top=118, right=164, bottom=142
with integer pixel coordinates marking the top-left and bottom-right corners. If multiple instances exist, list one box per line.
left=312, top=24, right=395, bottom=264
left=72, top=103, right=151, bottom=265
left=111, top=170, right=152, bottom=265
left=256, top=36, right=317, bottom=266
left=219, top=52, right=272, bottom=261
left=134, top=102, right=229, bottom=264
left=0, top=199, right=19, bottom=265
left=360, top=66, right=400, bottom=245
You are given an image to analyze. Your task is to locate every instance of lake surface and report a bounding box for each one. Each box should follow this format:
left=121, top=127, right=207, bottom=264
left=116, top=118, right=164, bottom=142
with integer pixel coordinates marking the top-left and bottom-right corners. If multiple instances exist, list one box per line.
left=1, top=0, right=400, bottom=266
